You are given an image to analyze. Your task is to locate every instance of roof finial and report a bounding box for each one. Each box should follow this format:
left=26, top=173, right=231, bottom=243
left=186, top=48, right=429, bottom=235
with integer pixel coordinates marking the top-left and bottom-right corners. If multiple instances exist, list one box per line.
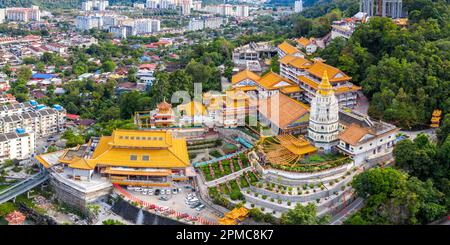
left=318, top=70, right=333, bottom=96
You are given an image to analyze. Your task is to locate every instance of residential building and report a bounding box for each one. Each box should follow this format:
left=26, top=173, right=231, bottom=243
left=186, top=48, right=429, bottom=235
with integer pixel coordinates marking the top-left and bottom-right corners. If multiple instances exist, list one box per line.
left=236, top=5, right=249, bottom=17
left=0, top=102, right=66, bottom=138
left=81, top=1, right=109, bottom=11
left=134, top=19, right=153, bottom=34
left=360, top=0, right=403, bottom=18
left=294, top=0, right=303, bottom=13
left=151, top=19, right=161, bottom=32
left=181, top=0, right=191, bottom=16
left=0, top=130, right=35, bottom=163
left=75, top=15, right=103, bottom=30
left=5, top=6, right=41, bottom=22
left=0, top=9, right=5, bottom=23
left=296, top=37, right=318, bottom=54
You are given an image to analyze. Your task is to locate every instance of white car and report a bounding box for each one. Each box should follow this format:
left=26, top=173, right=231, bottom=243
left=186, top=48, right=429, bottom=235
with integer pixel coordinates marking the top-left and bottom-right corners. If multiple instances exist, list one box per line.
left=188, top=198, right=199, bottom=203
left=135, top=187, right=142, bottom=192
left=161, top=190, right=165, bottom=195
left=142, top=191, right=147, bottom=195
left=148, top=189, right=154, bottom=194
left=166, top=190, right=171, bottom=195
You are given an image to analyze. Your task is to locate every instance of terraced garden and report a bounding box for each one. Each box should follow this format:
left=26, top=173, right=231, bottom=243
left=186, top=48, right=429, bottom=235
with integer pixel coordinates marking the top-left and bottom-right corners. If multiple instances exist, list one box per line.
left=199, top=153, right=251, bottom=181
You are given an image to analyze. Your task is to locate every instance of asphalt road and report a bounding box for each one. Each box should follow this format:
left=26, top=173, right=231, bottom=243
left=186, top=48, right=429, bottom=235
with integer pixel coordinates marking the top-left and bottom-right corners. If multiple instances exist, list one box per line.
left=329, top=197, right=365, bottom=225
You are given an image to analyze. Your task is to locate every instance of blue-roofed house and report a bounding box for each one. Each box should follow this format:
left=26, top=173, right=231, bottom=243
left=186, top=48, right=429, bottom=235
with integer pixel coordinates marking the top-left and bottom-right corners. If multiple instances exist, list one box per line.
left=31, top=73, right=57, bottom=80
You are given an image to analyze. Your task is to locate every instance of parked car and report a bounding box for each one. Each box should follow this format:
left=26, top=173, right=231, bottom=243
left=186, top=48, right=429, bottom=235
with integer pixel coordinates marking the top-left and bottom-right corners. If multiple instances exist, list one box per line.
left=172, top=188, right=178, bottom=194
left=159, top=196, right=169, bottom=201
left=154, top=189, right=160, bottom=195
left=142, top=191, right=147, bottom=195
left=161, top=190, right=166, bottom=195
left=166, top=189, right=171, bottom=195
left=196, top=205, right=205, bottom=211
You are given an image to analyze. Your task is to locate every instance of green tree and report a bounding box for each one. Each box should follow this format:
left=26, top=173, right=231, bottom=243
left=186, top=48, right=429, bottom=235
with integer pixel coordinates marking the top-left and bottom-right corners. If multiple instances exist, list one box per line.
left=280, top=203, right=330, bottom=225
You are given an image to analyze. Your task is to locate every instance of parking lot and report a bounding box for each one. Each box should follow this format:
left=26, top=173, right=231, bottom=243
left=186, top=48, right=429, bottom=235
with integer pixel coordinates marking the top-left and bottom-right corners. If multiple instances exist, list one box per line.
left=127, top=185, right=220, bottom=223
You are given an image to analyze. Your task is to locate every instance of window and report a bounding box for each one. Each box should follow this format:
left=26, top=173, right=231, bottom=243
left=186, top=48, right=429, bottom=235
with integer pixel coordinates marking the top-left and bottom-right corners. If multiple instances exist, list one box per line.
left=125, top=136, right=129, bottom=139
left=153, top=137, right=157, bottom=140
left=136, top=136, right=140, bottom=140
left=119, top=136, right=123, bottom=139
left=130, top=155, right=137, bottom=160
left=142, top=155, right=149, bottom=161
left=159, top=137, right=163, bottom=140
left=131, top=136, right=135, bottom=140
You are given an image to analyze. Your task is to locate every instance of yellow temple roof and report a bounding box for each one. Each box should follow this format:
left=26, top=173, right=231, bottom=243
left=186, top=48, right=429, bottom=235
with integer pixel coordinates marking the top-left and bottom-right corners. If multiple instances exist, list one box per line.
left=278, top=41, right=301, bottom=55
left=307, top=61, right=351, bottom=82
left=231, top=69, right=260, bottom=84
left=177, top=101, right=207, bottom=117
left=48, top=130, right=190, bottom=170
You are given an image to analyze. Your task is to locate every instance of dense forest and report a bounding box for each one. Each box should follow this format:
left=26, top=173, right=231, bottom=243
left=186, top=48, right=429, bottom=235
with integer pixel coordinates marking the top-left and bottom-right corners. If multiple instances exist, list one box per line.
left=317, top=0, right=449, bottom=130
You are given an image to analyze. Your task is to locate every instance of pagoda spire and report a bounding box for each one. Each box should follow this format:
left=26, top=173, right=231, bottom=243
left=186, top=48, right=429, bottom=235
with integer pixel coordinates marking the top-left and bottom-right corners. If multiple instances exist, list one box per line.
left=318, top=70, right=333, bottom=96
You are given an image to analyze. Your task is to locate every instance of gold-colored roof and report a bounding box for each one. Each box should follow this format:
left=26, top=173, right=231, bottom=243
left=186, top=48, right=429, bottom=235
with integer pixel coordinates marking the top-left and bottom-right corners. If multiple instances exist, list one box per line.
left=280, top=85, right=302, bottom=94
left=104, top=168, right=172, bottom=176
left=296, top=37, right=311, bottom=47
left=278, top=41, right=301, bottom=55
left=177, top=101, right=207, bottom=117
left=279, top=55, right=312, bottom=69
left=258, top=71, right=297, bottom=90
left=42, top=130, right=190, bottom=170
left=307, top=61, right=351, bottom=82
left=231, top=69, right=260, bottom=84
left=318, top=71, right=334, bottom=96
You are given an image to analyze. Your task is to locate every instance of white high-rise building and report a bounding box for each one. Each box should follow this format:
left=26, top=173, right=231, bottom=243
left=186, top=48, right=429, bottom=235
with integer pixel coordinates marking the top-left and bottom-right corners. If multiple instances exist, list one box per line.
left=75, top=15, right=103, bottom=30
left=308, top=71, right=340, bottom=152
left=295, top=0, right=303, bottom=13
left=181, top=0, right=191, bottom=16
left=220, top=4, right=233, bottom=16
left=146, top=0, right=159, bottom=9
left=0, top=9, right=5, bottom=23
left=5, top=6, right=41, bottom=22
left=192, top=1, right=202, bottom=11
left=151, top=19, right=161, bottom=32
left=0, top=131, right=35, bottom=163
left=81, top=1, right=109, bottom=11
left=134, top=19, right=153, bottom=34
left=236, top=5, right=249, bottom=17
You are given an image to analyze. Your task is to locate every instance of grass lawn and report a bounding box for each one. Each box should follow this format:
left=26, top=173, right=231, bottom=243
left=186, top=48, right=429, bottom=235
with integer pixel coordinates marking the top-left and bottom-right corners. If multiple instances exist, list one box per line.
left=219, top=183, right=230, bottom=195
left=240, top=176, right=249, bottom=188
left=229, top=180, right=240, bottom=192
left=200, top=165, right=214, bottom=181
left=221, top=160, right=232, bottom=175
left=247, top=171, right=258, bottom=183
left=232, top=158, right=241, bottom=171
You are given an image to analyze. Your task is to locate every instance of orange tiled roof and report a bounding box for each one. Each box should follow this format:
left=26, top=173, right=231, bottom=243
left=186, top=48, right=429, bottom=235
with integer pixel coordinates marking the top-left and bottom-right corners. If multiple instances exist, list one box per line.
left=258, top=93, right=309, bottom=130
left=338, top=124, right=371, bottom=146
left=278, top=41, right=301, bottom=55
left=306, top=62, right=351, bottom=82
left=296, top=37, right=311, bottom=47
left=231, top=69, right=260, bottom=84
left=280, top=85, right=302, bottom=94
left=258, top=71, right=296, bottom=90
left=280, top=55, right=312, bottom=69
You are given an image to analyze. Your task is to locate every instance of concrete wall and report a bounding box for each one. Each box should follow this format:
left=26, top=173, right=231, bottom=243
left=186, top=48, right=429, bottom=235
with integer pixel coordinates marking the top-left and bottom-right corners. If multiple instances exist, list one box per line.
left=112, top=197, right=184, bottom=225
